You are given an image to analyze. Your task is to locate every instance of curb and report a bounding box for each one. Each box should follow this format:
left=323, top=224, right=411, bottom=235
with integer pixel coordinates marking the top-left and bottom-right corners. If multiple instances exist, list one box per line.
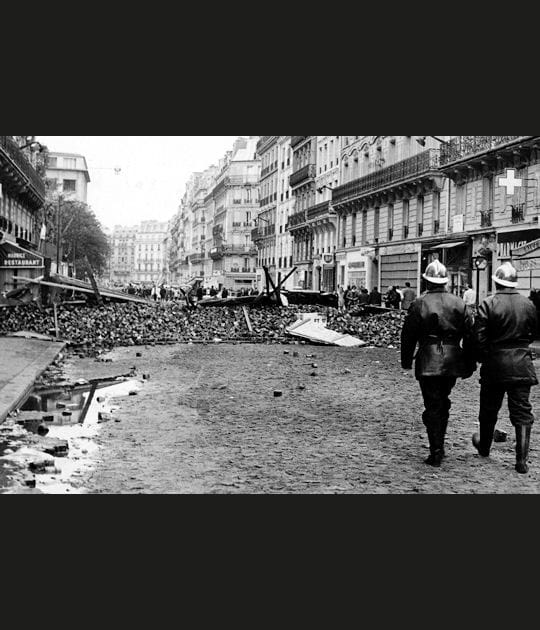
left=0, top=341, right=67, bottom=425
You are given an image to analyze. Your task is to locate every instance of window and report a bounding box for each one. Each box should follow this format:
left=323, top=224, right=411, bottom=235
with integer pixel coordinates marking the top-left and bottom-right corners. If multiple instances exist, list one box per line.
left=63, top=179, right=77, bottom=193
left=48, top=157, right=58, bottom=168
left=64, top=158, right=77, bottom=169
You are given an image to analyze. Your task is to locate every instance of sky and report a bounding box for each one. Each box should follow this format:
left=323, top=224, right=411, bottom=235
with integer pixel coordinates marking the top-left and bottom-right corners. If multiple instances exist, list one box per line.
left=37, top=136, right=248, bottom=231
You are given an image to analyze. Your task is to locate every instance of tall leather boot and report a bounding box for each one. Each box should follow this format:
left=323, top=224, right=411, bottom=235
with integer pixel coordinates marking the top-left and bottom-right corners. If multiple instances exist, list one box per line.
left=515, top=425, right=532, bottom=474
left=472, top=423, right=495, bottom=457
left=425, top=425, right=443, bottom=467
left=440, top=419, right=448, bottom=458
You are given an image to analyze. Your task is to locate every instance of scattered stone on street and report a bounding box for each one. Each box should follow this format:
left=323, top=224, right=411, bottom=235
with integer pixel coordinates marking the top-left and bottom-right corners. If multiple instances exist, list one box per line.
left=56, top=344, right=540, bottom=494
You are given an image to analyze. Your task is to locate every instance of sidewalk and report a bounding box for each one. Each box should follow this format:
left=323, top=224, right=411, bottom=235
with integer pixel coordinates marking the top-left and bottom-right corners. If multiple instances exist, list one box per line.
left=0, top=337, right=66, bottom=424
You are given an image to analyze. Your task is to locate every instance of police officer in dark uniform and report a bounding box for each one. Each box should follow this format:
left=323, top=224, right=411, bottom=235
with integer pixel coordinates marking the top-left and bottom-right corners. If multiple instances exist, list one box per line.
left=472, top=262, right=538, bottom=474
left=401, top=260, right=476, bottom=467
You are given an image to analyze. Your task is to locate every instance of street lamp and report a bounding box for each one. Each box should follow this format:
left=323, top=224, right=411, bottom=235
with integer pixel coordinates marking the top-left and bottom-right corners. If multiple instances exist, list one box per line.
left=473, top=256, right=489, bottom=306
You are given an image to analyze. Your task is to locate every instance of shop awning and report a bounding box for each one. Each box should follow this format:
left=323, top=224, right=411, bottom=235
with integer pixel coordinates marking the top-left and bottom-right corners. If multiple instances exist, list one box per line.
left=0, top=241, right=44, bottom=269
left=425, top=241, right=467, bottom=251
left=497, top=226, right=540, bottom=244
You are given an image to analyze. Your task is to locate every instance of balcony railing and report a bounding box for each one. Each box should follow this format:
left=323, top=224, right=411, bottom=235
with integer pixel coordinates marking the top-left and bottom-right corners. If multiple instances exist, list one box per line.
left=332, top=149, right=441, bottom=206
left=288, top=210, right=307, bottom=229
left=480, top=210, right=493, bottom=228
left=289, top=164, right=316, bottom=188
left=511, top=204, right=526, bottom=224
left=433, top=220, right=440, bottom=234
left=307, top=201, right=334, bottom=222
left=0, top=135, right=46, bottom=205
left=291, top=136, right=308, bottom=149
left=210, top=245, right=258, bottom=260
left=440, top=136, right=532, bottom=166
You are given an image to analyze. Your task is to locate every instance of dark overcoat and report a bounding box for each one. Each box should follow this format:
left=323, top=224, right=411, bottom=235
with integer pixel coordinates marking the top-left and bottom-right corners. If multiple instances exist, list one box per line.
left=401, top=287, right=476, bottom=380
left=475, top=288, right=538, bottom=386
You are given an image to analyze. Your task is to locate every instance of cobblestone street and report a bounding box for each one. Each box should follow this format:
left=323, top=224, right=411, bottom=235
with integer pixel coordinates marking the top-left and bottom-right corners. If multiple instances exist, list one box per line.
left=65, top=344, right=540, bottom=494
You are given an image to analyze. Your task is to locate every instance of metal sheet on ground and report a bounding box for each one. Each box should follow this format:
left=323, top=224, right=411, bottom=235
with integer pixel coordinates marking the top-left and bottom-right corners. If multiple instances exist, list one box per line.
left=286, top=320, right=366, bottom=347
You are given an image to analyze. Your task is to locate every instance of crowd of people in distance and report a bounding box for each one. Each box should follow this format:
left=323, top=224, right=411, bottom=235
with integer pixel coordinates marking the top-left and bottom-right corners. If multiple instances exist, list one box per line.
left=116, top=282, right=259, bottom=304
left=336, top=283, right=417, bottom=313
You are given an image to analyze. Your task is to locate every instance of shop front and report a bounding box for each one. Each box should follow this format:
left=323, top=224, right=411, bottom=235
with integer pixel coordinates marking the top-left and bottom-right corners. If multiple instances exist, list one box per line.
left=0, top=240, right=44, bottom=296
left=497, top=226, right=540, bottom=296
left=379, top=242, right=421, bottom=295
left=422, top=239, right=472, bottom=297
left=510, top=236, right=540, bottom=296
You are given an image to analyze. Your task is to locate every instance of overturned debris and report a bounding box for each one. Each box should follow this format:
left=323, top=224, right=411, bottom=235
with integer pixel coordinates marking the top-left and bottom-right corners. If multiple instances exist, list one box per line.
left=0, top=301, right=407, bottom=356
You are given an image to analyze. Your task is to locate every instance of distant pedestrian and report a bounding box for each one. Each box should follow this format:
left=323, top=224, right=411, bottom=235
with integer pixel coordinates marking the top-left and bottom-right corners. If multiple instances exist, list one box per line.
left=463, top=283, right=476, bottom=317
left=401, top=282, right=417, bottom=312
left=151, top=285, right=158, bottom=302
left=210, top=286, right=218, bottom=298
left=337, top=286, right=346, bottom=312
left=385, top=286, right=401, bottom=309
left=358, top=288, right=370, bottom=306
left=369, top=287, right=382, bottom=306
left=222, top=287, right=229, bottom=299
left=160, top=285, right=167, bottom=302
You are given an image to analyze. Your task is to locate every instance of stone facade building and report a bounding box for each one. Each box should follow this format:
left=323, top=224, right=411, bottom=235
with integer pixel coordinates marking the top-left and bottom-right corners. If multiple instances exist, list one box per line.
left=209, top=137, right=260, bottom=292
left=0, top=136, right=46, bottom=295
left=109, top=220, right=169, bottom=285
left=332, top=135, right=451, bottom=294
left=439, top=135, right=540, bottom=298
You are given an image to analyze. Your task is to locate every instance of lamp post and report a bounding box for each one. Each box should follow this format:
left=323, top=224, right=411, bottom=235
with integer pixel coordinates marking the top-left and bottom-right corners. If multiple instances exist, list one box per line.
left=473, top=256, right=488, bottom=306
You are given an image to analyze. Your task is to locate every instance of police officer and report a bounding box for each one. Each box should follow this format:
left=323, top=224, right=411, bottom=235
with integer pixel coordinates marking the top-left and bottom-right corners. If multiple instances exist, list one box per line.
left=401, top=260, right=476, bottom=467
left=472, top=262, right=538, bottom=474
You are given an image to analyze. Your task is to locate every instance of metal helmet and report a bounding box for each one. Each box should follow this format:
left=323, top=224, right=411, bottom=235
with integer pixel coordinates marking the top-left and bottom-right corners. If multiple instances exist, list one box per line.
left=492, top=262, right=518, bottom=288
left=423, top=259, right=449, bottom=285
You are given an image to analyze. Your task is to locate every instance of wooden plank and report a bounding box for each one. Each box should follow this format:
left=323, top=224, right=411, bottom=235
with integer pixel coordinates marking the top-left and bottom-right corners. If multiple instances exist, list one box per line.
left=242, top=306, right=253, bottom=333
left=15, top=277, right=148, bottom=305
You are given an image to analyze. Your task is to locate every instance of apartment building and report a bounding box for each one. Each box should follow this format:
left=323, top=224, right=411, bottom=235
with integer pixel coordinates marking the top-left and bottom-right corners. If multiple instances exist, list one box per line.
left=439, top=135, right=540, bottom=298
left=288, top=136, right=317, bottom=289
left=45, top=152, right=90, bottom=203
left=252, top=136, right=296, bottom=291
left=332, top=135, right=451, bottom=293
left=209, top=136, right=260, bottom=291
left=0, top=136, right=46, bottom=294
left=109, top=225, right=137, bottom=285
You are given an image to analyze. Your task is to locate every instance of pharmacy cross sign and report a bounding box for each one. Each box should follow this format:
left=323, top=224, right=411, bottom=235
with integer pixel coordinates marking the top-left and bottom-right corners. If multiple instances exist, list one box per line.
left=499, top=169, right=523, bottom=196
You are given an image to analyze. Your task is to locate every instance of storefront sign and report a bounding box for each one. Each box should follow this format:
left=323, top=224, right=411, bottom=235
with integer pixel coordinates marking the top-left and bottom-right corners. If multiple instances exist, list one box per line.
left=348, top=262, right=365, bottom=269
left=0, top=243, right=44, bottom=269
left=512, top=238, right=540, bottom=258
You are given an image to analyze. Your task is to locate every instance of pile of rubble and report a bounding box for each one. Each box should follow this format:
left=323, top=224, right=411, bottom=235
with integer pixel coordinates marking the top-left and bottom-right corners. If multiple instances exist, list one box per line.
left=0, top=302, right=406, bottom=355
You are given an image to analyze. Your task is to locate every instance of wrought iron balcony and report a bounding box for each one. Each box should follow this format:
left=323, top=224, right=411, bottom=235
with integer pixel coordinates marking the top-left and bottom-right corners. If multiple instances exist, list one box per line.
left=332, top=149, right=441, bottom=207
left=289, top=164, right=316, bottom=188
left=291, top=136, right=309, bottom=149
left=0, top=135, right=46, bottom=208
left=288, top=210, right=308, bottom=229
left=440, top=136, right=533, bottom=166
left=307, top=200, right=335, bottom=222
left=480, top=210, right=493, bottom=228
left=511, top=204, right=526, bottom=224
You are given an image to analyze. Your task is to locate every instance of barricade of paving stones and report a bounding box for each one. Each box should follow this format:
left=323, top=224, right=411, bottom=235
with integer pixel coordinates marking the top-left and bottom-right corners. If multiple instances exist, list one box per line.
left=0, top=303, right=406, bottom=356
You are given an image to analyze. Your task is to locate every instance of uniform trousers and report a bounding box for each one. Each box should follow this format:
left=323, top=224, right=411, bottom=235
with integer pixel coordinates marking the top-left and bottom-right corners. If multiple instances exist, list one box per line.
left=419, top=376, right=457, bottom=450
left=479, top=383, right=535, bottom=429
